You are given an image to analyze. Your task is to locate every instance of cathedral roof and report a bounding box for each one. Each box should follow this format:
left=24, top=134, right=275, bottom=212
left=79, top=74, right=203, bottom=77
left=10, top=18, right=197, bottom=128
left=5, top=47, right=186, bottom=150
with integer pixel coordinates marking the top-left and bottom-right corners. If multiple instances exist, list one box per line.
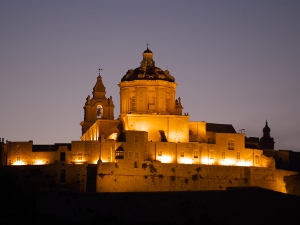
left=121, top=48, right=175, bottom=82
left=143, top=48, right=152, bottom=53
left=206, top=123, right=237, bottom=133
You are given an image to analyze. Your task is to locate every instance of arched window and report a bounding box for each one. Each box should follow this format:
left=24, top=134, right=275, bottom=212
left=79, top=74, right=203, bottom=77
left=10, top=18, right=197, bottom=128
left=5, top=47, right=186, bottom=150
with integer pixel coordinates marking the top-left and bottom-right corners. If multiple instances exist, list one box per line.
left=228, top=139, right=234, bottom=150
left=96, top=105, right=103, bottom=118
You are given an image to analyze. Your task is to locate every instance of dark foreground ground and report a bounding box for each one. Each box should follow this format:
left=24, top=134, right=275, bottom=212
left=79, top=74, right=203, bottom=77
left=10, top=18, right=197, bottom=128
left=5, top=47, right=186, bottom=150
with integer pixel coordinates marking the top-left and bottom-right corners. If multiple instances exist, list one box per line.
left=1, top=186, right=300, bottom=225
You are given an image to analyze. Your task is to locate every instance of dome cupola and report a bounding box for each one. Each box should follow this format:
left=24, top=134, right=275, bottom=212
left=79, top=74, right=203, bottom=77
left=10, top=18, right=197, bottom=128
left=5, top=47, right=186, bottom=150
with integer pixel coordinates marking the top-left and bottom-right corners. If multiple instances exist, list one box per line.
left=121, top=48, right=175, bottom=82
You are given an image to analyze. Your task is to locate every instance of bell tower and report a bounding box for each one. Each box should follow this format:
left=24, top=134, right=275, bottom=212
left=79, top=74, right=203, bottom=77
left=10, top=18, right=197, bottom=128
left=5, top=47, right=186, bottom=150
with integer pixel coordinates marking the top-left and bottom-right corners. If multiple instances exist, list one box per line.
left=260, top=120, right=275, bottom=150
left=80, top=68, right=115, bottom=135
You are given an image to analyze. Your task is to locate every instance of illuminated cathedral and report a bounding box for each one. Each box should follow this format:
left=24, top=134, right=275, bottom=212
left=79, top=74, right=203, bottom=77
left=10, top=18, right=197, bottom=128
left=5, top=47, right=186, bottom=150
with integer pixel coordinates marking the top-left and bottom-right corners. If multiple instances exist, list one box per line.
left=80, top=47, right=271, bottom=166
left=1, top=47, right=298, bottom=194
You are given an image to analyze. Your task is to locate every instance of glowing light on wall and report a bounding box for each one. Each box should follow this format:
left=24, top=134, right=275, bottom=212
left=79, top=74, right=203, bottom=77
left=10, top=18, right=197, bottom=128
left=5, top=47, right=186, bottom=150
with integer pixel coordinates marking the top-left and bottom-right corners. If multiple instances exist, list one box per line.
left=34, top=159, right=46, bottom=165
left=200, top=157, right=215, bottom=165
left=208, top=159, right=215, bottom=165
left=178, top=157, right=193, bottom=164
left=108, top=133, right=118, bottom=140
left=236, top=161, right=252, bottom=167
left=158, top=155, right=173, bottom=163
left=73, top=158, right=85, bottom=164
left=74, top=160, right=84, bottom=164
left=219, top=158, right=235, bottom=166
left=93, top=131, right=98, bottom=141
left=13, top=161, right=25, bottom=165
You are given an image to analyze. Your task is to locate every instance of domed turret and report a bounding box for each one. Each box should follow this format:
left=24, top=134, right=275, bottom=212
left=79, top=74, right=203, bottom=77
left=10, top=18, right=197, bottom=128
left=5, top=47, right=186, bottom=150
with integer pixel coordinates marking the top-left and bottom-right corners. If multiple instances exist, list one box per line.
left=263, top=120, right=271, bottom=137
left=260, top=120, right=275, bottom=149
left=118, top=48, right=182, bottom=118
left=121, top=48, right=175, bottom=82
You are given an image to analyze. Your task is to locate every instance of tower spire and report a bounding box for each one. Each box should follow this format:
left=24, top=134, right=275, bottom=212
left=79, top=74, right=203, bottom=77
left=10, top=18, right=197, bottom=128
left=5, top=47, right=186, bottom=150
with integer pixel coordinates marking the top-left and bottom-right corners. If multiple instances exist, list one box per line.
left=98, top=66, right=103, bottom=77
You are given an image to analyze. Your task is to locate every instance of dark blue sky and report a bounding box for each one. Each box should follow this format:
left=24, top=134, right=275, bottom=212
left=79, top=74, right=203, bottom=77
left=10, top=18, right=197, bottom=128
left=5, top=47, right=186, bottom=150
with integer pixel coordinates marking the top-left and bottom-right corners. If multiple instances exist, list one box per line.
left=1, top=0, right=299, bottom=151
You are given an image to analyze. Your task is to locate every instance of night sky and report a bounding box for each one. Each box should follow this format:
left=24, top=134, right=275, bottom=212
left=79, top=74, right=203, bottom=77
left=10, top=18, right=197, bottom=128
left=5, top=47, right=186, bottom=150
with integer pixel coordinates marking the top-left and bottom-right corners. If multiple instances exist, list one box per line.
left=1, top=0, right=299, bottom=151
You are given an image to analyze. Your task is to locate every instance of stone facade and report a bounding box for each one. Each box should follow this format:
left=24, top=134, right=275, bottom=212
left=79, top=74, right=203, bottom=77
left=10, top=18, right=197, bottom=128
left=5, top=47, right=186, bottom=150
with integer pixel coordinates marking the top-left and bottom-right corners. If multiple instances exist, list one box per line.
left=0, top=163, right=87, bottom=192
left=96, top=161, right=297, bottom=193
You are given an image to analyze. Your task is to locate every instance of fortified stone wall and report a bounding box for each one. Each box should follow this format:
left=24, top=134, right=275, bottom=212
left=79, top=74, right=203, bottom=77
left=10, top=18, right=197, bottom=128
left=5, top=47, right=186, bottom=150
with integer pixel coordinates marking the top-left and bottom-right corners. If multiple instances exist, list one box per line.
left=97, top=161, right=244, bottom=192
left=247, top=167, right=277, bottom=191
left=275, top=169, right=298, bottom=194
left=0, top=164, right=87, bottom=192
left=96, top=161, right=294, bottom=193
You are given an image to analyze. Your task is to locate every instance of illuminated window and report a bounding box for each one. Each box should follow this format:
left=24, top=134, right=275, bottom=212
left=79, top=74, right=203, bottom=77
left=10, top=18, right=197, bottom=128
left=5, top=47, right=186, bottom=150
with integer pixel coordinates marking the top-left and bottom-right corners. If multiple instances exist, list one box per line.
left=128, top=151, right=132, bottom=158
left=236, top=152, right=240, bottom=161
left=96, top=105, right=103, bottom=118
left=135, top=152, right=138, bottom=159
left=17, top=156, right=20, bottom=161
left=180, top=151, right=184, bottom=157
left=194, top=150, right=198, bottom=158
left=228, top=139, right=234, bottom=150
left=158, top=150, right=162, bottom=156
left=134, top=136, right=138, bottom=142
left=221, top=152, right=225, bottom=160
left=115, top=148, right=124, bottom=159
left=134, top=162, right=138, bottom=168
left=78, top=153, right=82, bottom=161
left=255, top=155, right=259, bottom=164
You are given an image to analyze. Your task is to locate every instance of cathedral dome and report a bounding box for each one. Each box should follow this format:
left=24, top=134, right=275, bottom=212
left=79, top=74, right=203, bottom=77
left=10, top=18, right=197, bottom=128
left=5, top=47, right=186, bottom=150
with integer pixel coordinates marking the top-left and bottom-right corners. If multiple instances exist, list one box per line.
left=143, top=48, right=152, bottom=53
left=121, top=48, right=175, bottom=82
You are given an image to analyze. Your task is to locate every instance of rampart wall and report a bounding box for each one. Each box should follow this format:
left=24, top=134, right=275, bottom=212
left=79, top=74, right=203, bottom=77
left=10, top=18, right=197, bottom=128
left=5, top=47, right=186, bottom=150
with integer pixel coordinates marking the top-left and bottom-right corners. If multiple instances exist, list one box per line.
left=96, top=161, right=297, bottom=193
left=0, top=164, right=87, bottom=192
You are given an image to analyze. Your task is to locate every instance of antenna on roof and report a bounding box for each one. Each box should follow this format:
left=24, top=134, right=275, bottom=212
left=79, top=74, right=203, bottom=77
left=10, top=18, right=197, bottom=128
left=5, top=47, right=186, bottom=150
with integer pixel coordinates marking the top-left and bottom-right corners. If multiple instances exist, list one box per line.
left=146, top=39, right=149, bottom=49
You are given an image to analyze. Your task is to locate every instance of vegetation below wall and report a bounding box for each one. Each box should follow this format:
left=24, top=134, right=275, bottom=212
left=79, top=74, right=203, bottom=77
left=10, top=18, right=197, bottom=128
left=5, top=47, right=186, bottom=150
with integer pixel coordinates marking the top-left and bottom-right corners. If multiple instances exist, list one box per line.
left=1, top=187, right=300, bottom=225
left=1, top=165, right=300, bottom=224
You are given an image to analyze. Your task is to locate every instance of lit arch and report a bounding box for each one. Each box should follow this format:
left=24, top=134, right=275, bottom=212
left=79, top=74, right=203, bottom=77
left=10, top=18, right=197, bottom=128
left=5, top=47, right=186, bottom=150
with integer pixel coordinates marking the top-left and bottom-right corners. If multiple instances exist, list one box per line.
left=96, top=105, right=103, bottom=118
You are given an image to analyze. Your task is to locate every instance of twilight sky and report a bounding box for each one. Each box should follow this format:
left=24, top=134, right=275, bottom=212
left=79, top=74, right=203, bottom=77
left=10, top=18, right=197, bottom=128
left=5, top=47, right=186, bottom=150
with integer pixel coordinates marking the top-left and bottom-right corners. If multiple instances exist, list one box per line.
left=1, top=0, right=299, bottom=151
